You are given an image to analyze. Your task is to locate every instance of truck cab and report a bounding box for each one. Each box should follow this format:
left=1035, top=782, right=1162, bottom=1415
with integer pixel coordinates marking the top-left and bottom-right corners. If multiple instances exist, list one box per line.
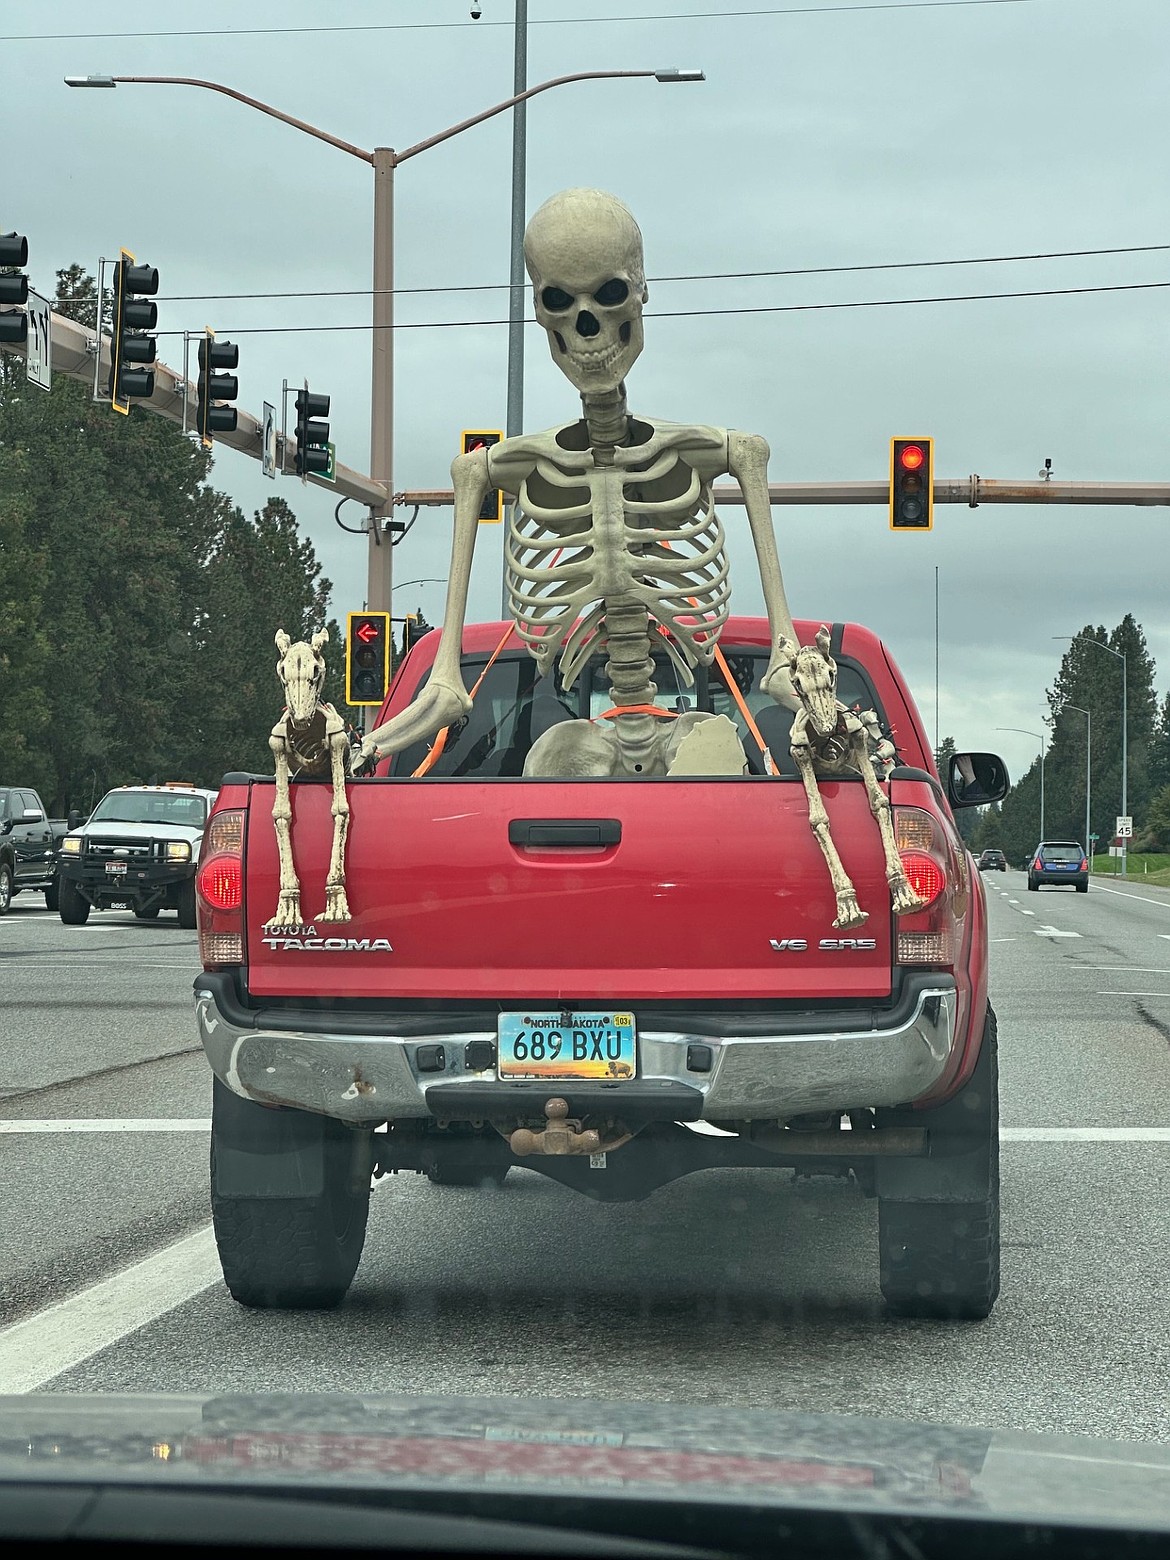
left=58, top=782, right=217, bottom=927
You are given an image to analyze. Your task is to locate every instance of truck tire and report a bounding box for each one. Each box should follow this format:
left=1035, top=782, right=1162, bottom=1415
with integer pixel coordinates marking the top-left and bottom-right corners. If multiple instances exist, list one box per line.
left=44, top=877, right=59, bottom=912
left=177, top=879, right=197, bottom=929
left=876, top=1006, right=1000, bottom=1321
left=210, top=1079, right=372, bottom=1309
left=135, top=905, right=161, bottom=920
left=58, top=877, right=90, bottom=925
left=0, top=864, right=11, bottom=916
left=426, top=1165, right=510, bottom=1187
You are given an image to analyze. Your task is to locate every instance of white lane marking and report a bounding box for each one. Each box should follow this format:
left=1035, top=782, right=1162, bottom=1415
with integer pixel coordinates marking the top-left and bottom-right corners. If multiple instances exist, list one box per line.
left=1001, top=1127, right=1170, bottom=1141
left=1092, top=885, right=1170, bottom=911
left=0, top=1119, right=210, bottom=1134
left=3, top=963, right=194, bottom=971
left=1096, top=991, right=1170, bottom=998
left=1020, top=909, right=1036, bottom=916
left=1008, top=898, right=1020, bottom=904
left=988, top=937, right=1017, bottom=943
left=1160, top=934, right=1170, bottom=941
left=0, top=1226, right=221, bottom=1394
left=1034, top=925, right=1082, bottom=938
left=1081, top=966, right=1170, bottom=973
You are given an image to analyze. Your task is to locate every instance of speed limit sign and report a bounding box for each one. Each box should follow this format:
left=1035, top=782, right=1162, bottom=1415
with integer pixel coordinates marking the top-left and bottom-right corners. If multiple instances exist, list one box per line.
left=1116, top=816, right=1133, bottom=839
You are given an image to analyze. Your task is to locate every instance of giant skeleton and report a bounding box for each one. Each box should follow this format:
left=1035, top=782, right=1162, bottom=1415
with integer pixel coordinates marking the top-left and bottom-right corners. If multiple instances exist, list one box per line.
left=360, top=188, right=922, bottom=925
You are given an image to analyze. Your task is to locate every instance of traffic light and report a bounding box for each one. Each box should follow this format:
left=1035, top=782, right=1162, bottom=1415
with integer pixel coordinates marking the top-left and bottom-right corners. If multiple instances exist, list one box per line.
left=401, top=610, right=434, bottom=661
left=345, top=612, right=390, bottom=706
left=889, top=437, right=934, bottom=531
left=461, top=429, right=504, bottom=522
left=294, top=387, right=331, bottom=478
left=0, top=231, right=29, bottom=345
left=109, top=248, right=159, bottom=412
left=197, top=329, right=239, bottom=447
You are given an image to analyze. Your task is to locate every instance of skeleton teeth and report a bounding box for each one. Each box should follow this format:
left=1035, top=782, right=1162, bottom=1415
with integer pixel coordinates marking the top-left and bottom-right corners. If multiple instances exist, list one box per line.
left=570, top=342, right=623, bottom=372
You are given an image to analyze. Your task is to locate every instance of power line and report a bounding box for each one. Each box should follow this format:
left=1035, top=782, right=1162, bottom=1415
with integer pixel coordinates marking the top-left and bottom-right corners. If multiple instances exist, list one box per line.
left=149, top=277, right=1170, bottom=338
left=0, top=2, right=1046, bottom=45
left=145, top=243, right=1170, bottom=306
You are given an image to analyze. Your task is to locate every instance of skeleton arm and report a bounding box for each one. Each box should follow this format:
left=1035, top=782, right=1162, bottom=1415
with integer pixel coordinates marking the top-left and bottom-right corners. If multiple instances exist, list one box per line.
left=726, top=430, right=799, bottom=712
left=360, top=447, right=488, bottom=763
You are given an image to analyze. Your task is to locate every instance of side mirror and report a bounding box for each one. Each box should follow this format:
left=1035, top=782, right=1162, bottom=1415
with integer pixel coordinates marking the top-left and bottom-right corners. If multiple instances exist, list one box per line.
left=22, top=808, right=45, bottom=823
left=0, top=818, right=11, bottom=836
left=948, top=751, right=1009, bottom=809
left=67, top=810, right=83, bottom=830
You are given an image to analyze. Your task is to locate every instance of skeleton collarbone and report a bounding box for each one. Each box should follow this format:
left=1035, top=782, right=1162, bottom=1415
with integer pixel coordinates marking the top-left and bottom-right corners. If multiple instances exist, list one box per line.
left=498, top=417, right=733, bottom=685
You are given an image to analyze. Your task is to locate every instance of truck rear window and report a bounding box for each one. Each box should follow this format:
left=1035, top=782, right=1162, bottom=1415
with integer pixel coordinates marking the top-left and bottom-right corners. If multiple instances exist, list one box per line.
left=388, top=648, right=885, bottom=780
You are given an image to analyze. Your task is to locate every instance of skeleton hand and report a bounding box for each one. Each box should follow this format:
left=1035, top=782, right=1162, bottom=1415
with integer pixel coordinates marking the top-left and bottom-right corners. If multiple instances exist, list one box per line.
left=361, top=675, right=473, bottom=764
left=761, top=654, right=800, bottom=713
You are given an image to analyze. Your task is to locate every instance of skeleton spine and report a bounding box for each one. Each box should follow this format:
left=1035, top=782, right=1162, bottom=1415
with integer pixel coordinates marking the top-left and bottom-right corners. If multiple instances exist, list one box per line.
left=578, top=386, right=661, bottom=772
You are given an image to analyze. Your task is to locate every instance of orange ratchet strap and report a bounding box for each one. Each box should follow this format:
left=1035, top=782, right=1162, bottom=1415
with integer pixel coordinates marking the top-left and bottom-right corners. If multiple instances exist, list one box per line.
left=410, top=623, right=516, bottom=777
left=710, top=640, right=779, bottom=777
left=596, top=703, right=679, bottom=721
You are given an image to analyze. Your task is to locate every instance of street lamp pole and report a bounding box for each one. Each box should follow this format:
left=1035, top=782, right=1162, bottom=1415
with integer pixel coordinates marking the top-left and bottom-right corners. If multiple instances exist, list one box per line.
left=997, top=727, right=1046, bottom=843
left=1055, top=635, right=1128, bottom=877
left=67, top=68, right=701, bottom=660
left=1064, top=703, right=1092, bottom=864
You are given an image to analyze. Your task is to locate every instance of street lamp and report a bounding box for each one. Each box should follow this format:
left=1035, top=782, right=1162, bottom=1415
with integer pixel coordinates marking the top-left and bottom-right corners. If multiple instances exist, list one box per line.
left=997, top=727, right=1046, bottom=843
left=1063, top=703, right=1092, bottom=864
left=1055, top=635, right=1127, bottom=876
left=66, top=67, right=700, bottom=668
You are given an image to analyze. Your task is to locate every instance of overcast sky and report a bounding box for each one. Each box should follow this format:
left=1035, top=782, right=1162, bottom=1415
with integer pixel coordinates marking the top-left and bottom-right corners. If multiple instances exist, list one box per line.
left=4, top=0, right=1168, bottom=786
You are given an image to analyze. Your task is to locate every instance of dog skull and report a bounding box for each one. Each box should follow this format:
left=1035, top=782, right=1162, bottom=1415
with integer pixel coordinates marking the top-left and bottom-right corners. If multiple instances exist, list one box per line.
left=524, top=188, right=648, bottom=395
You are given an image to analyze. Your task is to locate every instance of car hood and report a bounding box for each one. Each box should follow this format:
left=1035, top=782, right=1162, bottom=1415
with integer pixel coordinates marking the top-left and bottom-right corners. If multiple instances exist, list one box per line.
left=0, top=1393, right=1167, bottom=1535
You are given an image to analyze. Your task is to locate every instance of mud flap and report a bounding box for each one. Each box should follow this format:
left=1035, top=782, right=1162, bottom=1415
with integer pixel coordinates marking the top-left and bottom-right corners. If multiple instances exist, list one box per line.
left=211, top=1080, right=331, bottom=1199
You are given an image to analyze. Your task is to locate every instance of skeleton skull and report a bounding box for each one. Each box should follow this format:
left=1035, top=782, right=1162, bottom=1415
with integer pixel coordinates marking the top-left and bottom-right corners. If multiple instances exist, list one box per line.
left=524, top=188, right=647, bottom=394
left=276, top=628, right=329, bottom=725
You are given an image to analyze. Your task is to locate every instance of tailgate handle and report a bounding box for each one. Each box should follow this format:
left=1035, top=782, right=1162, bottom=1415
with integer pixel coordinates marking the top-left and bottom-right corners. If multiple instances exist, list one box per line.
left=509, top=818, right=622, bottom=848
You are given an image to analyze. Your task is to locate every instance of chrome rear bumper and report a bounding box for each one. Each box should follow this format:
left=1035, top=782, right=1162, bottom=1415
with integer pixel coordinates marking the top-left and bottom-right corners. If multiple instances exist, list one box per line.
left=195, top=976, right=957, bottom=1126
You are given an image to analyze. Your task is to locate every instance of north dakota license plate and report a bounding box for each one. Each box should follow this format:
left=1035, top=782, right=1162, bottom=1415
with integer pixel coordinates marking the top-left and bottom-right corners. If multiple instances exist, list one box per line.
left=497, top=1010, right=636, bottom=1080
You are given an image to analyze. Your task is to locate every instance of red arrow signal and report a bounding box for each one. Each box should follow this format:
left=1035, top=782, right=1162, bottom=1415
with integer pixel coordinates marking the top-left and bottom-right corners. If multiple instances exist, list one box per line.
left=356, top=621, right=379, bottom=644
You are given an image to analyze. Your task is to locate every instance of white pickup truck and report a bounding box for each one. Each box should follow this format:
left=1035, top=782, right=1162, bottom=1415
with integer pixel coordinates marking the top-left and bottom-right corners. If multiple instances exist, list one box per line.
left=57, top=782, right=217, bottom=926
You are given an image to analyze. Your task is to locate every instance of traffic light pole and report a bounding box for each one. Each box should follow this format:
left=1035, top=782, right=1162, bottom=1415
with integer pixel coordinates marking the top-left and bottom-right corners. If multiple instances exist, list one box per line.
left=394, top=477, right=1170, bottom=510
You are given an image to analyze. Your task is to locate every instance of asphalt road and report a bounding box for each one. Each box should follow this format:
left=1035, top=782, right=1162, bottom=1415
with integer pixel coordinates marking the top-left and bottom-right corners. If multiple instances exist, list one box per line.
left=2, top=873, right=1168, bottom=1444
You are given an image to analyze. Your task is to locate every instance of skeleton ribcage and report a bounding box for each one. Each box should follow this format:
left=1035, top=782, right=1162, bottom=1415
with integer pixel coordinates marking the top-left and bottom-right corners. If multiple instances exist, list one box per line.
left=504, top=449, right=731, bottom=690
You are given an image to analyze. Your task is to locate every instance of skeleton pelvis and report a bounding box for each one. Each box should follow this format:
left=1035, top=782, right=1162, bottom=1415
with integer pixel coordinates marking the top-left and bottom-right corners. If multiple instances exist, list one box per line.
left=523, top=711, right=745, bottom=779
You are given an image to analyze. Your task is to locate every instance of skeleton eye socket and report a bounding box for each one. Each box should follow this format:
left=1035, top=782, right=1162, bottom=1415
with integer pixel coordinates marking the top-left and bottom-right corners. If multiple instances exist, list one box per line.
left=593, top=278, right=629, bottom=307
left=541, top=286, right=574, bottom=312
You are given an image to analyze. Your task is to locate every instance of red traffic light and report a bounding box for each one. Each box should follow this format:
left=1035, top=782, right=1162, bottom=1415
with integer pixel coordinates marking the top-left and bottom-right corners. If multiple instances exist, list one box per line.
left=355, top=621, right=378, bottom=644
left=899, top=444, right=925, bottom=471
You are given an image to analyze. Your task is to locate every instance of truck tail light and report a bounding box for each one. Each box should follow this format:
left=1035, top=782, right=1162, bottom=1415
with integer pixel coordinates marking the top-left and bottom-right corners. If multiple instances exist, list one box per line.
left=196, top=807, right=245, bottom=967
left=894, top=806, right=966, bottom=967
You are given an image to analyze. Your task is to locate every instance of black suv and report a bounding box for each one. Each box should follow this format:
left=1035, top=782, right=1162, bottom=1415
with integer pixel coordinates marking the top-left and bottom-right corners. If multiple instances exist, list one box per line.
left=1028, top=841, right=1089, bottom=892
left=977, top=849, right=1007, bottom=872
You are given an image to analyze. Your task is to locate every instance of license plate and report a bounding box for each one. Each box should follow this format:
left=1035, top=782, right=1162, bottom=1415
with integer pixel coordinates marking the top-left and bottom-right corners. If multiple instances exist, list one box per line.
left=105, top=861, right=127, bottom=875
left=498, top=1010, right=636, bottom=1080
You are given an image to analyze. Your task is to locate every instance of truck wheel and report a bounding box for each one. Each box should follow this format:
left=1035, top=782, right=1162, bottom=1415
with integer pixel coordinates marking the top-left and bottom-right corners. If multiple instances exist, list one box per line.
left=0, top=865, right=12, bottom=916
left=135, top=905, right=161, bottom=920
left=876, top=1007, right=1000, bottom=1321
left=210, top=1079, right=372, bottom=1309
left=44, top=878, right=59, bottom=912
left=177, top=879, right=197, bottom=929
left=58, top=877, right=90, bottom=925
left=426, top=1165, right=510, bottom=1187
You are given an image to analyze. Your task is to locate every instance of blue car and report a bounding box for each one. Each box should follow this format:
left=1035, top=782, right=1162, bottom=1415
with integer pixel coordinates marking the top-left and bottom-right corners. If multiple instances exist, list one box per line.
left=1028, top=841, right=1089, bottom=892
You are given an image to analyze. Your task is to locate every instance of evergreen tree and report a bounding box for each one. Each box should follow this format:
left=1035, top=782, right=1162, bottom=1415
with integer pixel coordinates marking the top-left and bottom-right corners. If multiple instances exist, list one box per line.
left=1149, top=692, right=1170, bottom=797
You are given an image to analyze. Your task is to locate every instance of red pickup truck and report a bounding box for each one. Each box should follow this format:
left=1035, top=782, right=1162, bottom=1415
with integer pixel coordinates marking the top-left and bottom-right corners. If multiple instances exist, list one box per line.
left=194, top=617, right=1007, bottom=1320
